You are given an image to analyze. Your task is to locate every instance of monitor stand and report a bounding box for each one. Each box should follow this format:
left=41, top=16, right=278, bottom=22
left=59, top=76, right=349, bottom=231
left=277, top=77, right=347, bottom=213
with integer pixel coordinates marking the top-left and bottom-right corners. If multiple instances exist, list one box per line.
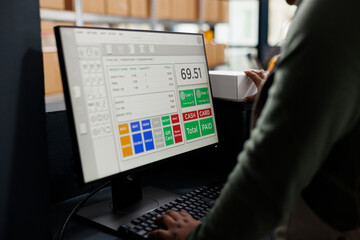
left=77, top=175, right=180, bottom=233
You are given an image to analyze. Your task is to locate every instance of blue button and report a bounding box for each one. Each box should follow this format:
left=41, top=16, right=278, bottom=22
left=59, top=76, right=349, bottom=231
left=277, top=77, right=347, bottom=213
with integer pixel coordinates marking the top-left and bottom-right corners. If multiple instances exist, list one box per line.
left=141, top=119, right=151, bottom=130
left=132, top=133, right=144, bottom=154
left=143, top=131, right=155, bottom=151
left=131, top=121, right=141, bottom=132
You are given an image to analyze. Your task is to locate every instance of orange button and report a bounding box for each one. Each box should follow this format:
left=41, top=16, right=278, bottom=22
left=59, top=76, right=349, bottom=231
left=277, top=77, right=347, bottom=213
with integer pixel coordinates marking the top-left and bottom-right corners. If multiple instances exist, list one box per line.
left=118, top=124, right=129, bottom=135
left=120, top=135, right=131, bottom=146
left=122, top=146, right=133, bottom=157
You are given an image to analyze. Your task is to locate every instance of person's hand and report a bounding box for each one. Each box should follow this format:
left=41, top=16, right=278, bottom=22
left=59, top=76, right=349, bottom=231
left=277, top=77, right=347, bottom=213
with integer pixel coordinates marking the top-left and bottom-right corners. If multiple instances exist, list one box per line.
left=244, top=69, right=268, bottom=103
left=148, top=210, right=201, bottom=240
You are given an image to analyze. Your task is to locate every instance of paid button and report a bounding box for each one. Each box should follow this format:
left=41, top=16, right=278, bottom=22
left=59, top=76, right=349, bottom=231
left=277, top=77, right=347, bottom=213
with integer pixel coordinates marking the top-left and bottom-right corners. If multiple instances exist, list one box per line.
left=200, top=117, right=215, bottom=136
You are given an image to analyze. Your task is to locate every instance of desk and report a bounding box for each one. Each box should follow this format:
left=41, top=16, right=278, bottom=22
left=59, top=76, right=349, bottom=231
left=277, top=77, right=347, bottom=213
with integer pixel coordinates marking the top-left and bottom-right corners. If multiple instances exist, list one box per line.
left=52, top=168, right=227, bottom=240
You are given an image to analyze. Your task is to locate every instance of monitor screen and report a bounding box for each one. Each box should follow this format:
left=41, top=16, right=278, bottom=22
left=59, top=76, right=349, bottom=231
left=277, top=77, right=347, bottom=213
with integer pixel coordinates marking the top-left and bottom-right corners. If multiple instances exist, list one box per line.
left=56, top=27, right=219, bottom=183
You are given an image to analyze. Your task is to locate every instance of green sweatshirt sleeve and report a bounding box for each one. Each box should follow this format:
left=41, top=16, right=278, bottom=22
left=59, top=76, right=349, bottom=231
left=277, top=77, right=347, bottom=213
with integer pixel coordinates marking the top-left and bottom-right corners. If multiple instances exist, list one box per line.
left=187, top=0, right=360, bottom=239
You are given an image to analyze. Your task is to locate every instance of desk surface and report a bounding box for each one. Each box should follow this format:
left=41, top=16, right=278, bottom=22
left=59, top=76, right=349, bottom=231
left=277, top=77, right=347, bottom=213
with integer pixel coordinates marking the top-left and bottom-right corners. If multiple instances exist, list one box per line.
left=52, top=168, right=227, bottom=240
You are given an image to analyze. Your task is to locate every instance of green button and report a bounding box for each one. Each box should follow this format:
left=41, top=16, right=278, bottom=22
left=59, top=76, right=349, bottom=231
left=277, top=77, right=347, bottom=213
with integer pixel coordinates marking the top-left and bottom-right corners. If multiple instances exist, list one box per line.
left=179, top=90, right=196, bottom=108
left=184, top=121, right=201, bottom=140
left=163, top=127, right=174, bottom=146
left=200, top=117, right=215, bottom=136
left=195, top=88, right=210, bottom=105
left=161, top=116, right=171, bottom=126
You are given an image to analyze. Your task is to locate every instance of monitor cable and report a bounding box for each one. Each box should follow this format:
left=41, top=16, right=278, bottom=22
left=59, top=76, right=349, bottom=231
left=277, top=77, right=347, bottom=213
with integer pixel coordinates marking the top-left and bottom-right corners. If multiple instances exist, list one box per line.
left=54, top=180, right=111, bottom=240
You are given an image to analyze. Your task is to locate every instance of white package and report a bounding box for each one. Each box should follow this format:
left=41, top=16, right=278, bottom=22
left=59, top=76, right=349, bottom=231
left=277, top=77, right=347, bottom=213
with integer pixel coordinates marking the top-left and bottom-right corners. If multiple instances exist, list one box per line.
left=209, top=70, right=257, bottom=102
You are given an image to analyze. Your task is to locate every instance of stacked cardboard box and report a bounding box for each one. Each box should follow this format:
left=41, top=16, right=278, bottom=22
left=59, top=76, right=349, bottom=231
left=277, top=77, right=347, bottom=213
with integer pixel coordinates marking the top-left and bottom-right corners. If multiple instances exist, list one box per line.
left=41, top=21, right=74, bottom=95
left=130, top=0, right=150, bottom=18
left=172, top=0, right=198, bottom=21
left=156, top=0, right=171, bottom=19
left=203, top=0, right=219, bottom=22
left=218, top=0, right=229, bottom=22
left=106, top=0, right=129, bottom=16
left=82, top=0, right=106, bottom=14
left=205, top=41, right=226, bottom=68
left=39, top=0, right=66, bottom=10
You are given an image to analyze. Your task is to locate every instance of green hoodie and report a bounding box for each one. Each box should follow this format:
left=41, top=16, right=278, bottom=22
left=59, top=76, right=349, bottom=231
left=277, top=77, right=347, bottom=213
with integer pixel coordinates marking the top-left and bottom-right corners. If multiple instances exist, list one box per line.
left=187, top=0, right=360, bottom=239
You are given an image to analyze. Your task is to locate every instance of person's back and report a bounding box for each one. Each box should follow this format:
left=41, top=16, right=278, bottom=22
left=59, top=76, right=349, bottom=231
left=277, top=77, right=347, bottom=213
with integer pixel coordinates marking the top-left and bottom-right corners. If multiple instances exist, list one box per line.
left=149, top=0, right=360, bottom=239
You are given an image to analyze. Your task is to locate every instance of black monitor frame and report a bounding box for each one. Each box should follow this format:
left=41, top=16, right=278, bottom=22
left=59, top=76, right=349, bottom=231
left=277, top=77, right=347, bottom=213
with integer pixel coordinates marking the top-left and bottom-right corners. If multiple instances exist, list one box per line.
left=55, top=26, right=219, bottom=232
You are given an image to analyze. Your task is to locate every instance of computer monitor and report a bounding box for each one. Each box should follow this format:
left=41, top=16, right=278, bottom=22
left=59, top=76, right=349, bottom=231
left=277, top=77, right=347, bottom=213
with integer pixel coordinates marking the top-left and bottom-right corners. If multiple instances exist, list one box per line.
left=55, top=26, right=219, bottom=231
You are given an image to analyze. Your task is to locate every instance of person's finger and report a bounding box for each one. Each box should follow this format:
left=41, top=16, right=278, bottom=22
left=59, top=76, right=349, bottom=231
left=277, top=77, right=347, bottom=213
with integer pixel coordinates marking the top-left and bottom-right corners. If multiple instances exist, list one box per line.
left=166, top=210, right=182, bottom=220
left=246, top=69, right=267, bottom=79
left=178, top=211, right=192, bottom=218
left=244, top=94, right=257, bottom=103
left=244, top=70, right=264, bottom=88
left=155, top=214, right=175, bottom=227
left=258, top=69, right=268, bottom=79
left=148, top=229, right=172, bottom=240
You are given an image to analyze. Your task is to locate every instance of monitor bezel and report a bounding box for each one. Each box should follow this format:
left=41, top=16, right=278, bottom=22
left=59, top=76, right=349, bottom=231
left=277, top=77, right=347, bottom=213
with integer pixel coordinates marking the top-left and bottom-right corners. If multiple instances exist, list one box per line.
left=55, top=26, right=219, bottom=186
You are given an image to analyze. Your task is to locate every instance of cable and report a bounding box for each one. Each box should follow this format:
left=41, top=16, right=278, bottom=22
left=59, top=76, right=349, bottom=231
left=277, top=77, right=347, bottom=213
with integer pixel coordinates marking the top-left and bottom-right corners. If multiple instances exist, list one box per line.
left=54, top=180, right=111, bottom=240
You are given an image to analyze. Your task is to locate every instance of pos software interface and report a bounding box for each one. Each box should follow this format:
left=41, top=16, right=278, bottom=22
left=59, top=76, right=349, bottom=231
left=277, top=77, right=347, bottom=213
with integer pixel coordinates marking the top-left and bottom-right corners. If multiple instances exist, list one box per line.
left=56, top=27, right=219, bottom=183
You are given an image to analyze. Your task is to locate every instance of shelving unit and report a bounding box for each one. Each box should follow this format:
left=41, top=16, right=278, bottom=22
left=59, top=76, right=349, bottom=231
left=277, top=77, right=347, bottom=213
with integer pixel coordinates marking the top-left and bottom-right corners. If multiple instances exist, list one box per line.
left=41, top=0, right=228, bottom=97
left=40, top=8, right=220, bottom=26
left=39, top=0, right=226, bottom=28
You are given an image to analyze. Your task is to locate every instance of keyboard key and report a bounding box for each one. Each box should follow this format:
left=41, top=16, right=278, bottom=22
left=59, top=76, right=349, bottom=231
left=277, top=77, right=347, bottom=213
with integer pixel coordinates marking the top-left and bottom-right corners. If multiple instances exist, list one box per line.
left=155, top=208, right=163, bottom=214
left=141, top=222, right=149, bottom=227
left=144, top=213, right=152, bottom=219
left=139, top=216, right=147, bottom=222
left=145, top=227, right=153, bottom=232
left=134, top=226, right=143, bottom=231
left=189, top=211, right=196, bottom=216
left=136, top=230, right=147, bottom=236
left=131, top=219, right=141, bottom=225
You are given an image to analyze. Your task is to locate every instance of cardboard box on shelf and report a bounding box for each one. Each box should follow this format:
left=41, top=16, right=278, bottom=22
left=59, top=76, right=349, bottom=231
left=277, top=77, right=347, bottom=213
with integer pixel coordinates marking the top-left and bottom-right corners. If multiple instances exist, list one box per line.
left=171, top=0, right=198, bottom=21
left=205, top=41, right=216, bottom=68
left=39, top=0, right=65, bottom=10
left=130, top=0, right=150, bottom=18
left=41, top=21, right=74, bottom=49
left=215, top=43, right=226, bottom=65
left=41, top=21, right=74, bottom=95
left=106, top=0, right=129, bottom=16
left=218, top=0, right=229, bottom=22
left=43, top=52, right=64, bottom=95
left=204, top=0, right=219, bottom=22
left=83, top=0, right=106, bottom=14
left=156, top=0, right=172, bottom=19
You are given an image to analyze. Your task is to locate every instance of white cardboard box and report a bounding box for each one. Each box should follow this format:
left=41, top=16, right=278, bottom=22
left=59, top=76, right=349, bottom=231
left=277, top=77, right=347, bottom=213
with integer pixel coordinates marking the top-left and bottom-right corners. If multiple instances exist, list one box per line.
left=209, top=70, right=257, bottom=102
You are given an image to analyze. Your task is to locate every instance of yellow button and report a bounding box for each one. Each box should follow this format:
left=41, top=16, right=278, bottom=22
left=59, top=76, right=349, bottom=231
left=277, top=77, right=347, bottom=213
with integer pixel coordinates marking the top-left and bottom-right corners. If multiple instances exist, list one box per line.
left=120, top=135, right=131, bottom=146
left=118, top=124, right=129, bottom=135
left=122, top=146, right=133, bottom=157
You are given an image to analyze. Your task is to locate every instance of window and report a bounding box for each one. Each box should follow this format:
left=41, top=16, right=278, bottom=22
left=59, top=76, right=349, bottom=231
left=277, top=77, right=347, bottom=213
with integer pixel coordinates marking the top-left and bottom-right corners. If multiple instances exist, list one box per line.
left=268, top=0, right=297, bottom=46
left=215, top=0, right=259, bottom=46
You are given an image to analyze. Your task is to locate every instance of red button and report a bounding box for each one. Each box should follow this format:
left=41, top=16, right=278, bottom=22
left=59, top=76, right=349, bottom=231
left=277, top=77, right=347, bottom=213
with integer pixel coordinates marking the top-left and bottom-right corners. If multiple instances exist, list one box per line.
left=171, top=114, right=180, bottom=124
left=182, top=111, right=198, bottom=122
left=172, top=125, right=183, bottom=143
left=198, top=108, right=212, bottom=118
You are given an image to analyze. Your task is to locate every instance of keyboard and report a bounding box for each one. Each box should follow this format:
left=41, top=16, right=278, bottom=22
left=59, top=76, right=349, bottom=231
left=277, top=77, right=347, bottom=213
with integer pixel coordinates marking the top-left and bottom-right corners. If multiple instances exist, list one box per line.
left=118, top=183, right=224, bottom=239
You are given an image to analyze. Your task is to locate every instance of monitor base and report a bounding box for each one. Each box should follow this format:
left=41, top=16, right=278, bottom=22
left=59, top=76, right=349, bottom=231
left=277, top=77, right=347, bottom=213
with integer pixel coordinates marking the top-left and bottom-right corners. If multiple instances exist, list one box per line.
left=77, top=186, right=179, bottom=232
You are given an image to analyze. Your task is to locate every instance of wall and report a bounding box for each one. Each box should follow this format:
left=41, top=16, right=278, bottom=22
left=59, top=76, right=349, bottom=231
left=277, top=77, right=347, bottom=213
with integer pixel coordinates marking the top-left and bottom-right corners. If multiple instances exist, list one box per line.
left=0, top=0, right=50, bottom=239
